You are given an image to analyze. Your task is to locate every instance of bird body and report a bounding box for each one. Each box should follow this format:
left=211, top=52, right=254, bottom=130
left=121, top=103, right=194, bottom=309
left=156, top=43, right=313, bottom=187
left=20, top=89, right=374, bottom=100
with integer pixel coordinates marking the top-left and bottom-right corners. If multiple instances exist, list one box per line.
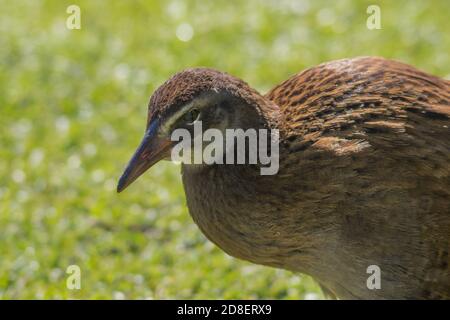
left=118, top=57, right=450, bottom=299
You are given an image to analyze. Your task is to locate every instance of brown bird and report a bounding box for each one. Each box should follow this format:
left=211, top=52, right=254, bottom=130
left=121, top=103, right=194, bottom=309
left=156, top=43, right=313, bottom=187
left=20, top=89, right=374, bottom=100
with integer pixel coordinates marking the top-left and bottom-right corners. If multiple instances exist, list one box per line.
left=118, top=57, right=450, bottom=299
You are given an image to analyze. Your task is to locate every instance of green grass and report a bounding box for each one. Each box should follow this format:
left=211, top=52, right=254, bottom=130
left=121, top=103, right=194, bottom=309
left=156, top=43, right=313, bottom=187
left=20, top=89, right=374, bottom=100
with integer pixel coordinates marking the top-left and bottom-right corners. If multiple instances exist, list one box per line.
left=0, top=0, right=449, bottom=299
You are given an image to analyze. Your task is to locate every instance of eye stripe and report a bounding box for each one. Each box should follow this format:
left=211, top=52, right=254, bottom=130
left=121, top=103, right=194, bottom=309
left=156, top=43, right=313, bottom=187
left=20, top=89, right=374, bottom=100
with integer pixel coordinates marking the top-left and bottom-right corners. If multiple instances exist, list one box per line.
left=160, top=102, right=194, bottom=134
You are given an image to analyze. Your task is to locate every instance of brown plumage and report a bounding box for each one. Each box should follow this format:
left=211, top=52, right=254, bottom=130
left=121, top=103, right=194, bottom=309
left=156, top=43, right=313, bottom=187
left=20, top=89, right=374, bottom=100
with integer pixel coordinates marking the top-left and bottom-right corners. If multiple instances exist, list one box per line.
left=118, top=57, right=450, bottom=299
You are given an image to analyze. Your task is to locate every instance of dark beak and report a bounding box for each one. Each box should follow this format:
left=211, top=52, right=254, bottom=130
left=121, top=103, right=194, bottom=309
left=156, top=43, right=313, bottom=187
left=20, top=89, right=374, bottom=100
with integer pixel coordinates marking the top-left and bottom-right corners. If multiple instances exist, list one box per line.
left=117, top=121, right=172, bottom=193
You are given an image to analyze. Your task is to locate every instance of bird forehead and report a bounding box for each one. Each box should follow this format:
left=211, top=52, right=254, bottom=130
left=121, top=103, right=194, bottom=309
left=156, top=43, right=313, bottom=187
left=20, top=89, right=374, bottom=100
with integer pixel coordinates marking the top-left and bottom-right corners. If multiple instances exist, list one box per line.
left=146, top=68, right=247, bottom=128
left=148, top=71, right=218, bottom=116
left=147, top=70, right=231, bottom=123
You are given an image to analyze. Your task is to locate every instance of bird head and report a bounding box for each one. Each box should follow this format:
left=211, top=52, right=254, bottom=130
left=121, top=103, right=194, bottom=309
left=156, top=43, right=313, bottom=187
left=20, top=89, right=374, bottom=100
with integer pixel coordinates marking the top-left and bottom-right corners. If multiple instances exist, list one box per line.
left=117, top=68, right=273, bottom=192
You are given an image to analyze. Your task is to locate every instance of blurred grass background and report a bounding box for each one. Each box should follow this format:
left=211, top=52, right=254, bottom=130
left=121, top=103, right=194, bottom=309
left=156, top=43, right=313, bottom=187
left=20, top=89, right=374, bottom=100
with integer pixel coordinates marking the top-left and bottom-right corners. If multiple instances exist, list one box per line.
left=0, top=0, right=449, bottom=299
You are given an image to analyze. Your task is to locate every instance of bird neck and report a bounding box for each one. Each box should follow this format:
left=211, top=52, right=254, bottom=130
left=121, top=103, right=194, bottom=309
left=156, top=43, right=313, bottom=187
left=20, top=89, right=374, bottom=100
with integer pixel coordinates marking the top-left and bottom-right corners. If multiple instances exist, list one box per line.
left=243, top=87, right=284, bottom=132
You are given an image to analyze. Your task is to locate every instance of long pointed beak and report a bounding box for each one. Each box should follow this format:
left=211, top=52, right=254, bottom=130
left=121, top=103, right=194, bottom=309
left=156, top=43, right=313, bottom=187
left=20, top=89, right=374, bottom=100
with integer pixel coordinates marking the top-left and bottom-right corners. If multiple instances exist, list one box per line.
left=117, top=121, right=172, bottom=193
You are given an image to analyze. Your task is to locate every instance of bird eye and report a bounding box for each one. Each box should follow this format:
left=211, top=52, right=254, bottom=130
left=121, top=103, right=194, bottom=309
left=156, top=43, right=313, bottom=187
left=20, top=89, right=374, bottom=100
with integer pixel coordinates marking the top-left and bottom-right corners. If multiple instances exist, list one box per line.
left=184, top=108, right=200, bottom=124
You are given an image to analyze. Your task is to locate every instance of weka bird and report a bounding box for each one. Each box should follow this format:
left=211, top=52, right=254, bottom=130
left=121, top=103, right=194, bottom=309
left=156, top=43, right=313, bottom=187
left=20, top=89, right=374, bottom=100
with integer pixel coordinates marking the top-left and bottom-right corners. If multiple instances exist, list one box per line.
left=118, top=57, right=450, bottom=299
